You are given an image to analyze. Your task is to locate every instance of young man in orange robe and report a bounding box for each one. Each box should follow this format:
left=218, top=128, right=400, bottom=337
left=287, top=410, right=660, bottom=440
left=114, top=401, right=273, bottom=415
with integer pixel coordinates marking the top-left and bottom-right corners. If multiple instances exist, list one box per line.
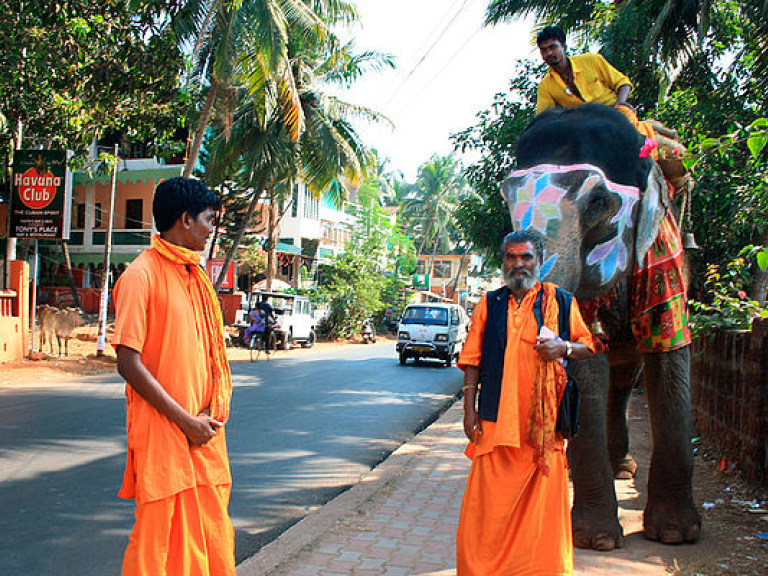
left=113, top=177, right=235, bottom=575
left=456, top=230, right=595, bottom=575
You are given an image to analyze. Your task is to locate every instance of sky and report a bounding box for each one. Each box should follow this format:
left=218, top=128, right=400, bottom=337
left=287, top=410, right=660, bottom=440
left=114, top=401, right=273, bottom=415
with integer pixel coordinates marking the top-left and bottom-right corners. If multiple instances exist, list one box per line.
left=333, top=0, right=537, bottom=182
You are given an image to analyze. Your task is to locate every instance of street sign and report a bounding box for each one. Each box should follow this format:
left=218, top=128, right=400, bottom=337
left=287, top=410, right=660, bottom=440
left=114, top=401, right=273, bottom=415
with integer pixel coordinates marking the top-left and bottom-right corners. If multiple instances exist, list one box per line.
left=206, top=259, right=236, bottom=290
left=10, top=150, right=70, bottom=239
left=412, top=273, right=430, bottom=289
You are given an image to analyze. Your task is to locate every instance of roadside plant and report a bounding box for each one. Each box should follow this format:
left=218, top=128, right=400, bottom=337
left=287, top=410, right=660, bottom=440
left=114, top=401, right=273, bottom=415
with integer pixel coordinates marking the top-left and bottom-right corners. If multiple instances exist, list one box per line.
left=689, top=247, right=768, bottom=337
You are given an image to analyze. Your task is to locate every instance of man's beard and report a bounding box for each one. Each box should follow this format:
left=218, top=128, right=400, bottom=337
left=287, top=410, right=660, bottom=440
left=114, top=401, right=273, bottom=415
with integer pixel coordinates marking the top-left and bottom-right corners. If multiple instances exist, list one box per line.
left=504, top=261, right=541, bottom=292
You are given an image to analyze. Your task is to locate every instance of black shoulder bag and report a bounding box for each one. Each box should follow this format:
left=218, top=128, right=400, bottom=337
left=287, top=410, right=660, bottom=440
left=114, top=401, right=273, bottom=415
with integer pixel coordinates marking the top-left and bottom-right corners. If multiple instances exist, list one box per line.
left=533, top=287, right=581, bottom=440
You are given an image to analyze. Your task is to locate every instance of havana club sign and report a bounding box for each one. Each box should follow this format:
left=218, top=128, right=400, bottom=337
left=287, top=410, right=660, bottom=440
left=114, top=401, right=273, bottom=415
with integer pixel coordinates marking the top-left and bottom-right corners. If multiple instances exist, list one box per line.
left=10, top=150, right=69, bottom=239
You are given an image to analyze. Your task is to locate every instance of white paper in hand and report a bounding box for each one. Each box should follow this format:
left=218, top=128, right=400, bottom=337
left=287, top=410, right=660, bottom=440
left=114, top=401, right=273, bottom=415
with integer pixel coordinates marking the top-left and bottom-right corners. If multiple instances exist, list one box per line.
left=538, top=325, right=557, bottom=341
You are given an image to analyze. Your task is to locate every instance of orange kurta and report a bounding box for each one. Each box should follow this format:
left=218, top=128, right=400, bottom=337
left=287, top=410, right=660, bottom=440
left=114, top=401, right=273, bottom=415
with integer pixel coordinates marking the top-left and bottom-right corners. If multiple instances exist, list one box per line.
left=456, top=283, right=593, bottom=576
left=113, top=247, right=234, bottom=575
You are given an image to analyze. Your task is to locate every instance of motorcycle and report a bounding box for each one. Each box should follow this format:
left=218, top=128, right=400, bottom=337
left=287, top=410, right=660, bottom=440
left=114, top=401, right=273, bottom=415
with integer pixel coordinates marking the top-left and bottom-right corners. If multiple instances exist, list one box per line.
left=360, top=318, right=377, bottom=344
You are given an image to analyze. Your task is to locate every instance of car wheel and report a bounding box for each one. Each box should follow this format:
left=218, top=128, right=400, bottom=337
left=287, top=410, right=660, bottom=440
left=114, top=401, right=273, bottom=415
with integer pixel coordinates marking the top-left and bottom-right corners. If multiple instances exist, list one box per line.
left=302, top=330, right=316, bottom=348
left=445, top=354, right=453, bottom=368
left=282, top=331, right=293, bottom=350
left=399, top=352, right=407, bottom=365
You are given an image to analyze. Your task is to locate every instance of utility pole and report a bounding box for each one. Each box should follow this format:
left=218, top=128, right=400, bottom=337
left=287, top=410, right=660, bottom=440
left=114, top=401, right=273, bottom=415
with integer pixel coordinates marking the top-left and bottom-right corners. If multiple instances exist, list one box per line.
left=96, top=144, right=118, bottom=356
left=4, top=120, right=22, bottom=289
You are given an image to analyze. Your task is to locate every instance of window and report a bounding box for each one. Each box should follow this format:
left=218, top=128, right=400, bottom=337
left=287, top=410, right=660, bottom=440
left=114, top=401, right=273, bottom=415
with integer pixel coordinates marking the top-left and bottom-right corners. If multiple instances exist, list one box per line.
left=402, top=306, right=448, bottom=326
left=125, top=199, right=143, bottom=229
left=291, top=184, right=298, bottom=218
left=433, top=260, right=452, bottom=279
left=94, top=203, right=103, bottom=228
left=415, top=261, right=426, bottom=275
left=75, top=203, right=85, bottom=228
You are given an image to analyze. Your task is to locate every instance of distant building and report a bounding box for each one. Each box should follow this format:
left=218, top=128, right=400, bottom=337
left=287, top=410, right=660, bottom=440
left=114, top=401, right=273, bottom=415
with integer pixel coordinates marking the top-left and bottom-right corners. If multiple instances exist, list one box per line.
left=413, top=253, right=483, bottom=307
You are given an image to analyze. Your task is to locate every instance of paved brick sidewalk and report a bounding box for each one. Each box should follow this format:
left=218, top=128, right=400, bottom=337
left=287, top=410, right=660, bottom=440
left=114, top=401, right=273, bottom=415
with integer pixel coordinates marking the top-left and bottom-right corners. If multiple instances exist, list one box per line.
left=238, top=396, right=706, bottom=576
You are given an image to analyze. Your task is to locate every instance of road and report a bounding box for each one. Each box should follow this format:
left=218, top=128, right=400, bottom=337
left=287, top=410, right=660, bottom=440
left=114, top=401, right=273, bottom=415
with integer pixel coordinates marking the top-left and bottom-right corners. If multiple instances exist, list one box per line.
left=0, top=342, right=462, bottom=575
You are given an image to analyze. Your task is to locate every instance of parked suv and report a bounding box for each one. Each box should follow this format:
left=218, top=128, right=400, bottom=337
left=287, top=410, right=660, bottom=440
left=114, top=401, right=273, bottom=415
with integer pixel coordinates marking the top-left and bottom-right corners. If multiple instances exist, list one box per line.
left=235, top=291, right=316, bottom=350
left=396, top=303, right=469, bottom=367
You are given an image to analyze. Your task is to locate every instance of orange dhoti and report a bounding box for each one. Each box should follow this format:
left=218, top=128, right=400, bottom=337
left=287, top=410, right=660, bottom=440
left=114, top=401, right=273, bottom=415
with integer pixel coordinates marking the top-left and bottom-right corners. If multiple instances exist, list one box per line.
left=457, top=425, right=572, bottom=576
left=122, top=484, right=235, bottom=576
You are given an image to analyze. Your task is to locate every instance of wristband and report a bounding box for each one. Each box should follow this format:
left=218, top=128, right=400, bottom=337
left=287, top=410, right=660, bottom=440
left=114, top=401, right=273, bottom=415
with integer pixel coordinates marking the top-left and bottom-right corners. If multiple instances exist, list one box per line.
left=564, top=340, right=573, bottom=358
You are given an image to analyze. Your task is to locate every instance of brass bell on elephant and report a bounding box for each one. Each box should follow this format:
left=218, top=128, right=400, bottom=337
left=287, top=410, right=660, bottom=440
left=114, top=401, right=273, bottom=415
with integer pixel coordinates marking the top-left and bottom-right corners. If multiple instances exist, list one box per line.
left=682, top=231, right=700, bottom=250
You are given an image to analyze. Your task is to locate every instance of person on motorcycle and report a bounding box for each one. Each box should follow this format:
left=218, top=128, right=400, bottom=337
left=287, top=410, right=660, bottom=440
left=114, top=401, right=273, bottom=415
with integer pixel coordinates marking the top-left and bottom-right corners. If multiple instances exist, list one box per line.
left=256, top=295, right=277, bottom=352
left=243, top=308, right=266, bottom=347
left=361, top=317, right=376, bottom=343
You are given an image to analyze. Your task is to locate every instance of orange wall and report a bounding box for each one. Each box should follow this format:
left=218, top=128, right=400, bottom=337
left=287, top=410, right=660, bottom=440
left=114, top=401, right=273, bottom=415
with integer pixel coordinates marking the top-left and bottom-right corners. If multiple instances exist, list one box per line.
left=73, top=180, right=157, bottom=230
left=0, top=261, right=30, bottom=363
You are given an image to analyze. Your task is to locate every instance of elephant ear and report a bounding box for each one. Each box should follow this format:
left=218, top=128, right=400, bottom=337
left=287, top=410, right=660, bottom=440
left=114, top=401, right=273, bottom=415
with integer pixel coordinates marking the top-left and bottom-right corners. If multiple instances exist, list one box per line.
left=635, top=164, right=668, bottom=266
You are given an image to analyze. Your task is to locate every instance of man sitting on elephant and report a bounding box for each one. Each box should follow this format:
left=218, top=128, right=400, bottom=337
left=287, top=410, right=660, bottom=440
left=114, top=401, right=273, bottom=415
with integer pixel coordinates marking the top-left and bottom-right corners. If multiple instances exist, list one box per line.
left=536, top=25, right=657, bottom=144
left=535, top=25, right=691, bottom=194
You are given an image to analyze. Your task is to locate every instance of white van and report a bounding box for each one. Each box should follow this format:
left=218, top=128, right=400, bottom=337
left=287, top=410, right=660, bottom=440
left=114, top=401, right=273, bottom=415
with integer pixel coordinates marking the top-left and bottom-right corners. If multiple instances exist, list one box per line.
left=235, top=291, right=316, bottom=349
left=396, top=303, right=469, bottom=367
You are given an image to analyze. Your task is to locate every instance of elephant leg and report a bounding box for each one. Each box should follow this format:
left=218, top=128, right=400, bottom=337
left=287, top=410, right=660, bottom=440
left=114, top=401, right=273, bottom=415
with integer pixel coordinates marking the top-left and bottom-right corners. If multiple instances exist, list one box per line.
left=642, top=346, right=701, bottom=544
left=569, top=353, right=625, bottom=551
left=607, top=354, right=640, bottom=479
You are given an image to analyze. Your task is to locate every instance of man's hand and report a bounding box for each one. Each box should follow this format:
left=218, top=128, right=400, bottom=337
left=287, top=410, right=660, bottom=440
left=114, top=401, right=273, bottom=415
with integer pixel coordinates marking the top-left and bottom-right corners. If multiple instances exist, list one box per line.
left=614, top=84, right=634, bottom=111
left=463, top=406, right=482, bottom=443
left=535, top=337, right=566, bottom=361
left=181, top=411, right=223, bottom=446
left=462, top=366, right=482, bottom=442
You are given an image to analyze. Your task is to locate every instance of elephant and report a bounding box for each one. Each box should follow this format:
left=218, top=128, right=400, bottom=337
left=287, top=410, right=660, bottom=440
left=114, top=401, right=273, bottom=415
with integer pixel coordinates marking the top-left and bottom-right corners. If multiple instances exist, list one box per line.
left=500, top=104, right=701, bottom=551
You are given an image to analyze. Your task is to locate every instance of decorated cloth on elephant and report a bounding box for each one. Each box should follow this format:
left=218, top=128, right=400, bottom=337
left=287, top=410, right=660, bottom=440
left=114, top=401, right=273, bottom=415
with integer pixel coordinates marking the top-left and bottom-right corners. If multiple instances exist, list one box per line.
left=456, top=283, right=594, bottom=575
left=630, top=203, right=691, bottom=352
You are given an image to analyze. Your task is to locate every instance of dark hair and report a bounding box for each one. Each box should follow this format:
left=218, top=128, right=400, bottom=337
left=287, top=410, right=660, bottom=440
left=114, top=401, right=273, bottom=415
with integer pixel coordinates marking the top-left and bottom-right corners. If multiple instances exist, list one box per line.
left=152, top=177, right=221, bottom=232
left=500, top=230, right=544, bottom=263
left=536, top=25, right=566, bottom=47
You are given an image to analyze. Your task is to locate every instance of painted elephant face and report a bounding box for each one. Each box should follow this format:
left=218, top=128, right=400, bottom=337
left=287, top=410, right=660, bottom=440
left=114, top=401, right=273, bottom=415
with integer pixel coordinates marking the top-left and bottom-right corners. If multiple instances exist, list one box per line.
left=501, top=163, right=660, bottom=297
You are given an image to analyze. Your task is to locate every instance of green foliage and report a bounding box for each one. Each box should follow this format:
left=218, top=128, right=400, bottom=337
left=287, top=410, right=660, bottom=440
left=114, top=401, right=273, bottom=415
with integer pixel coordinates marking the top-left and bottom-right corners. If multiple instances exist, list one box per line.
left=451, top=60, right=541, bottom=267
left=689, top=248, right=768, bottom=337
left=399, top=154, right=472, bottom=256
left=0, top=0, right=186, bottom=161
left=317, top=184, right=415, bottom=339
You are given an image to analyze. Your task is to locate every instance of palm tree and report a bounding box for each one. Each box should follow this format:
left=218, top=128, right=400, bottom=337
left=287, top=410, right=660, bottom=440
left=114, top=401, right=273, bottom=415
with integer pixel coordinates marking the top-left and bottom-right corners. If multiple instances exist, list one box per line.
left=204, top=28, right=391, bottom=291
left=401, top=155, right=471, bottom=271
left=176, top=0, right=351, bottom=177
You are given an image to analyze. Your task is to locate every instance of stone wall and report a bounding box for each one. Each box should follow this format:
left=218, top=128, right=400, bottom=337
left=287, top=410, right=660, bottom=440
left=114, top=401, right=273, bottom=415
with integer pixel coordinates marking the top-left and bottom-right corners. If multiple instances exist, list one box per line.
left=690, top=319, right=768, bottom=486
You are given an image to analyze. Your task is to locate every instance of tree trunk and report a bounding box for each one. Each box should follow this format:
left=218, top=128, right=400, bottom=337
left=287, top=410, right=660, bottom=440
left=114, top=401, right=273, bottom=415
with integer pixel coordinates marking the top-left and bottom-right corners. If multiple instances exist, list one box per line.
left=265, top=188, right=293, bottom=291
left=213, top=185, right=265, bottom=292
left=184, top=80, right=219, bottom=178
left=448, top=247, right=469, bottom=302
left=265, top=189, right=278, bottom=291
left=749, top=228, right=768, bottom=303
left=60, top=240, right=82, bottom=310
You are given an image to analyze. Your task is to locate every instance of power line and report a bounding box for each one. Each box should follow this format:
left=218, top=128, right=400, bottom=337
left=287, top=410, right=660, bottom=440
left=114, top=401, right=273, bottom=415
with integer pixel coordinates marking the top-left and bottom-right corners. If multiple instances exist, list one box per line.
left=390, top=24, right=484, bottom=119
left=378, top=0, right=473, bottom=112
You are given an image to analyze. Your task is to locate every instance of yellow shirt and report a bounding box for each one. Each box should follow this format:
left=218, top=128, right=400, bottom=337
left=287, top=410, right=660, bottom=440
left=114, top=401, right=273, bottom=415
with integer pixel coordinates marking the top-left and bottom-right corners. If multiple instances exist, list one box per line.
left=536, top=53, right=633, bottom=115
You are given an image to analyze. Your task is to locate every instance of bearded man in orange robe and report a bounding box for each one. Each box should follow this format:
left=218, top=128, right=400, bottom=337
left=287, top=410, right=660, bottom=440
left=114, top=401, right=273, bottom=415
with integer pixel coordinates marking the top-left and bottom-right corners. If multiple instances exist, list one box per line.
left=457, top=230, right=595, bottom=575
left=113, top=177, right=235, bottom=575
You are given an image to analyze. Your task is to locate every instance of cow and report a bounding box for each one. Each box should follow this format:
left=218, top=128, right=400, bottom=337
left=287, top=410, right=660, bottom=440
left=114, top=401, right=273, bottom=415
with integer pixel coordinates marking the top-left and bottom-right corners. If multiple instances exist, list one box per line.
left=38, top=305, right=84, bottom=356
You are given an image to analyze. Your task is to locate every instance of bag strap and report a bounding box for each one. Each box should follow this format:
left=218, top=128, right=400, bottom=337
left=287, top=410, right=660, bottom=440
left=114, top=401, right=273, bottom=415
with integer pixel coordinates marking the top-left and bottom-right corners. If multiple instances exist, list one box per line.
left=532, top=284, right=572, bottom=339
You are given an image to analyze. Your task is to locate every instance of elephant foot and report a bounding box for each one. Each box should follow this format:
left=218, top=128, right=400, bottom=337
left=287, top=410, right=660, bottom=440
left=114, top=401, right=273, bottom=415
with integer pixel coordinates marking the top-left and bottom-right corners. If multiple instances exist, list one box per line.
left=573, top=511, right=625, bottom=551
left=643, top=502, right=701, bottom=544
left=611, top=455, right=638, bottom=480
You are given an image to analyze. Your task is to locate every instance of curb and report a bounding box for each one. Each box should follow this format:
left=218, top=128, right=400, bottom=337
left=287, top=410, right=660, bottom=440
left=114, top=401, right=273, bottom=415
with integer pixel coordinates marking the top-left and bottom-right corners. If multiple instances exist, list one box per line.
left=236, top=400, right=465, bottom=575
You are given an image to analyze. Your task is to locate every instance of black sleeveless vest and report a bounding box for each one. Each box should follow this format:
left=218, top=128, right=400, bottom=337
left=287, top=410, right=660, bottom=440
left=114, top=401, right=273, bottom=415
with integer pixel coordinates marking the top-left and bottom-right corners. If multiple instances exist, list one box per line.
left=478, top=285, right=573, bottom=422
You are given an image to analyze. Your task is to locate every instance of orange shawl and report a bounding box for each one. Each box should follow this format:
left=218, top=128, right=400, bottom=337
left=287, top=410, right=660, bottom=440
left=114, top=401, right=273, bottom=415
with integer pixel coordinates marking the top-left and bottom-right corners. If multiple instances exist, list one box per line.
left=526, top=282, right=567, bottom=475
left=152, top=235, right=232, bottom=422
